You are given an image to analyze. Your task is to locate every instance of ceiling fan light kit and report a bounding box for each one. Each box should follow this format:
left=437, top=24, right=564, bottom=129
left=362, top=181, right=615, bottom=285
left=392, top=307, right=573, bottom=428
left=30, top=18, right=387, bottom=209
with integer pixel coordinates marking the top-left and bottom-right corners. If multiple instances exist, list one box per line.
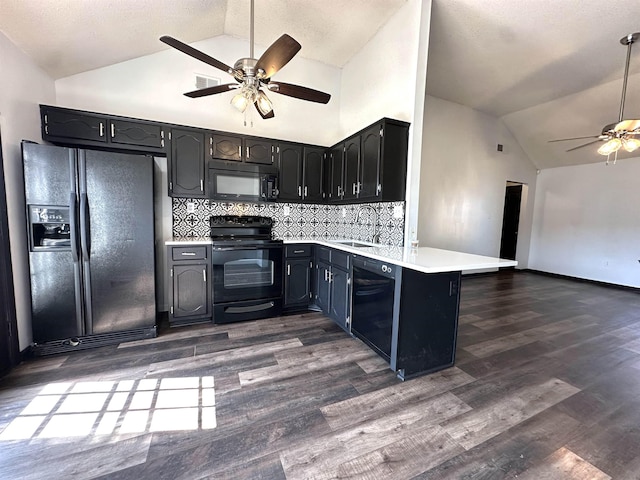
left=159, top=0, right=330, bottom=120
left=550, top=32, right=640, bottom=164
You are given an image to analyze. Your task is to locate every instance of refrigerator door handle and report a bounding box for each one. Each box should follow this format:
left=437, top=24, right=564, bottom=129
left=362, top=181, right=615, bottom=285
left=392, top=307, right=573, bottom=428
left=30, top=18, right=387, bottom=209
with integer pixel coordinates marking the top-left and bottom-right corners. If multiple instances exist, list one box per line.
left=80, top=193, right=91, bottom=259
left=70, top=192, right=80, bottom=263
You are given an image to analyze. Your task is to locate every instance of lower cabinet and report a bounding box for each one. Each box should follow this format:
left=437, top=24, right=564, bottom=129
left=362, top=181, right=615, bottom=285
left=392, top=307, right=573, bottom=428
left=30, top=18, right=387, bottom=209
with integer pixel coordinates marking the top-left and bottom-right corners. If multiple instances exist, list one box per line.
left=167, top=245, right=212, bottom=326
left=314, top=247, right=351, bottom=331
left=283, top=245, right=313, bottom=311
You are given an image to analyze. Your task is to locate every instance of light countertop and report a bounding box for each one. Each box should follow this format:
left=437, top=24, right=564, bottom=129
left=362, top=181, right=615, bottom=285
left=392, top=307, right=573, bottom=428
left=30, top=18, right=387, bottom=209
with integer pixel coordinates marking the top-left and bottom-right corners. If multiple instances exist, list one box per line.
left=165, top=238, right=517, bottom=273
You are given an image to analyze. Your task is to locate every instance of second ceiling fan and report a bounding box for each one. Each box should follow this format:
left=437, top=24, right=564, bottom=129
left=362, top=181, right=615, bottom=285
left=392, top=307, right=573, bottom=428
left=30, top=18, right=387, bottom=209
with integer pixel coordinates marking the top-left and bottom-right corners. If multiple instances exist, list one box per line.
left=160, top=0, right=330, bottom=119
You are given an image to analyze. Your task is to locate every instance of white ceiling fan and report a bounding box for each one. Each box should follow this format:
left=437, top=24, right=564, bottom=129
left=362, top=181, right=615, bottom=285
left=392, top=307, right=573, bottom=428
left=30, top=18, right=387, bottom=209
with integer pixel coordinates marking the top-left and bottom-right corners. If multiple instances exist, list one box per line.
left=549, top=32, right=640, bottom=164
left=159, top=0, right=330, bottom=119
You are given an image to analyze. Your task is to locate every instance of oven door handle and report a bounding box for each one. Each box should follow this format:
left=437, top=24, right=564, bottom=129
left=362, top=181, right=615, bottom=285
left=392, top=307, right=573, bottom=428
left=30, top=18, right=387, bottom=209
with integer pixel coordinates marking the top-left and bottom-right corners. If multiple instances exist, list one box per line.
left=212, top=245, right=281, bottom=251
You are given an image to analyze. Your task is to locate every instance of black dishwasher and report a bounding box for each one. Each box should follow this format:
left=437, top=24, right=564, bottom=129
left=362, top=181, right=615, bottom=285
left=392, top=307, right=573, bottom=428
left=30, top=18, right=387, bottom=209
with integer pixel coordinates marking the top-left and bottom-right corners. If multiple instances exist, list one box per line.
left=351, top=256, right=399, bottom=362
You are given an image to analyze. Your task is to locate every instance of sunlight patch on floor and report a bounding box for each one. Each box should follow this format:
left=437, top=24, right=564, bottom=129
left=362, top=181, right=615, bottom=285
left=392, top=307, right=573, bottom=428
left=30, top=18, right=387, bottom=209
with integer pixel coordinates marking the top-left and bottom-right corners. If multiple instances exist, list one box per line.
left=0, top=376, right=216, bottom=440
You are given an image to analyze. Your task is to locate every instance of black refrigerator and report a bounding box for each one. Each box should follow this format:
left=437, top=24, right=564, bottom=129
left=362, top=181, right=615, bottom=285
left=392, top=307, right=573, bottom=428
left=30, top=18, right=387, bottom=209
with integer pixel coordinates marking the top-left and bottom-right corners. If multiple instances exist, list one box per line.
left=23, top=142, right=157, bottom=354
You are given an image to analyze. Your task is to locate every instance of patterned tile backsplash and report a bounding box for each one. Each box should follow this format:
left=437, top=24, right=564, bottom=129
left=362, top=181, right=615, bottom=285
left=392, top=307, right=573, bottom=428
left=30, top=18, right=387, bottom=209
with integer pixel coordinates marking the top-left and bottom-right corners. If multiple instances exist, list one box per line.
left=172, top=198, right=406, bottom=247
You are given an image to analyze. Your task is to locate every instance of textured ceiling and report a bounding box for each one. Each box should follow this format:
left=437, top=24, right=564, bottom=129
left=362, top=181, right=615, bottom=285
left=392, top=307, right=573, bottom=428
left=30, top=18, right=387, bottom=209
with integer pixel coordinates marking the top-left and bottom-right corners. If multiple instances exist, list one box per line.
left=0, top=0, right=406, bottom=78
left=2, top=0, right=640, bottom=169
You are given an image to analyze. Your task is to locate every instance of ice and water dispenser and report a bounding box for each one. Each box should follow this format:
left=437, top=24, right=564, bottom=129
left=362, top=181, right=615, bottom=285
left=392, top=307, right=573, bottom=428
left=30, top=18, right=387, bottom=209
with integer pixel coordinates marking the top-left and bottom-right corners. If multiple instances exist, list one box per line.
left=28, top=205, right=72, bottom=250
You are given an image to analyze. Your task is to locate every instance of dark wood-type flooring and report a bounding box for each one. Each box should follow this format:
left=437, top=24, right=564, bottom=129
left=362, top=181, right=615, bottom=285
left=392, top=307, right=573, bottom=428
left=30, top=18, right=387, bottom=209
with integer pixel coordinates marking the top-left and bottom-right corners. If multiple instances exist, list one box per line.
left=1, top=270, right=640, bottom=479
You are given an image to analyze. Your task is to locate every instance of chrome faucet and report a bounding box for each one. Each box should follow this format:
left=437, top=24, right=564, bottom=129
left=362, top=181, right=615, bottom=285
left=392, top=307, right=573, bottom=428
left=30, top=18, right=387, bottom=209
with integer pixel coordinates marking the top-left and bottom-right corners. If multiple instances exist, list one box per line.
left=356, top=205, right=380, bottom=244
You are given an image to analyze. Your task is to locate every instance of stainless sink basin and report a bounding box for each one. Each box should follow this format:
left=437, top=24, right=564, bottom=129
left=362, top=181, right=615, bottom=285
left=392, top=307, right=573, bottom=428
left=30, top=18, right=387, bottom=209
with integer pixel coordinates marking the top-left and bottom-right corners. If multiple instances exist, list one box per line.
left=331, top=240, right=374, bottom=248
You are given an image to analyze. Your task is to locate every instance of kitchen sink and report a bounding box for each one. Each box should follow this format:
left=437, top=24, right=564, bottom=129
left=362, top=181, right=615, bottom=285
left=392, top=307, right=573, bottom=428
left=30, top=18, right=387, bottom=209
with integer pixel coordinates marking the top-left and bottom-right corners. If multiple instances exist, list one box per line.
left=330, top=240, right=375, bottom=248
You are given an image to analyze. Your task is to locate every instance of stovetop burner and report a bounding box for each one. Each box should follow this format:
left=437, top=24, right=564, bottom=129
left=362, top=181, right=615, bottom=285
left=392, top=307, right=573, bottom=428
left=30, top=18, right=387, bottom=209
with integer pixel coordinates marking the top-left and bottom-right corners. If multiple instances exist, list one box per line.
left=209, top=215, right=279, bottom=245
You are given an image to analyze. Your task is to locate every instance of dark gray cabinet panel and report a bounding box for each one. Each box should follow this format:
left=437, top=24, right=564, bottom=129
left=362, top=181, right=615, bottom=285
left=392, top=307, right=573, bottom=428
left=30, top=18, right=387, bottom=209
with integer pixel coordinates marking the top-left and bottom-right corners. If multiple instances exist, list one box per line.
left=343, top=137, right=360, bottom=201
left=359, top=124, right=382, bottom=200
left=246, top=138, right=274, bottom=164
left=168, top=245, right=212, bottom=326
left=211, top=133, right=243, bottom=161
left=303, top=147, right=324, bottom=202
left=169, top=128, right=206, bottom=198
left=277, top=143, right=303, bottom=201
left=329, top=266, right=350, bottom=330
left=315, top=260, right=331, bottom=315
left=42, top=108, right=107, bottom=143
left=284, top=258, right=312, bottom=307
left=328, top=145, right=344, bottom=203
left=313, top=247, right=351, bottom=331
left=109, top=119, right=165, bottom=149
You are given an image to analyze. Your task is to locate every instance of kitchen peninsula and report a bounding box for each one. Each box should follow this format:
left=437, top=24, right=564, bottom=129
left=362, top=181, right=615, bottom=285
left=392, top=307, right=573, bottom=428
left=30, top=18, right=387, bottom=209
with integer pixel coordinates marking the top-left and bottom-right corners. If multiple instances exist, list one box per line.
left=168, top=236, right=516, bottom=380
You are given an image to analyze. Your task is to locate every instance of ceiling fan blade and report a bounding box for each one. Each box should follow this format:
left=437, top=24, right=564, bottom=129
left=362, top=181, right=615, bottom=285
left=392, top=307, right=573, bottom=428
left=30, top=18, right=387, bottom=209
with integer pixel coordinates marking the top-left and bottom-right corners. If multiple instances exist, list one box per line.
left=184, top=84, right=238, bottom=98
left=267, top=82, right=331, bottom=104
left=160, top=35, right=234, bottom=75
left=255, top=34, right=301, bottom=78
left=566, top=139, right=604, bottom=152
left=548, top=135, right=602, bottom=143
left=255, top=102, right=275, bottom=119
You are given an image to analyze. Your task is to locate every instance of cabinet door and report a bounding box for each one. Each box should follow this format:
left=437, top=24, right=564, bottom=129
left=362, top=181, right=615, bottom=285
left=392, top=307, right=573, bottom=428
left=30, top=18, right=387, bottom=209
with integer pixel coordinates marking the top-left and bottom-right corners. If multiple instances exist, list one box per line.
left=302, top=147, right=324, bottom=202
left=246, top=138, right=274, bottom=164
left=211, top=133, right=243, bottom=161
left=328, top=145, right=344, bottom=203
left=284, top=259, right=312, bottom=306
left=277, top=143, right=303, bottom=201
left=330, top=266, right=350, bottom=330
left=343, top=136, right=360, bottom=201
left=315, top=261, right=331, bottom=314
left=170, top=128, right=206, bottom=198
left=42, top=108, right=107, bottom=143
left=109, top=119, right=165, bottom=149
left=359, top=124, right=382, bottom=200
left=172, top=263, right=211, bottom=319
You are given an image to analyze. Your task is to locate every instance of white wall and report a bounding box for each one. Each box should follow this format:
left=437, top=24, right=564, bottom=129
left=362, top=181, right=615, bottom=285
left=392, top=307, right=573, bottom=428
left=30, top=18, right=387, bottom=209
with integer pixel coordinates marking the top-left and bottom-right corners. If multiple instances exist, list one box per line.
left=56, top=35, right=342, bottom=147
left=529, top=161, right=640, bottom=287
left=418, top=95, right=538, bottom=268
left=0, top=31, right=56, bottom=350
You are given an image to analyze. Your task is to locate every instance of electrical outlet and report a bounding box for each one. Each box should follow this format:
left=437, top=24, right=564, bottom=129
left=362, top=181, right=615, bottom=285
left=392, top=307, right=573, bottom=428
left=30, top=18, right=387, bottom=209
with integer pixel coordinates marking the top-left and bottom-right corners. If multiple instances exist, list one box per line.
left=186, top=202, right=195, bottom=213
left=393, top=205, right=403, bottom=218
left=342, top=208, right=346, bottom=218
left=283, top=205, right=291, bottom=216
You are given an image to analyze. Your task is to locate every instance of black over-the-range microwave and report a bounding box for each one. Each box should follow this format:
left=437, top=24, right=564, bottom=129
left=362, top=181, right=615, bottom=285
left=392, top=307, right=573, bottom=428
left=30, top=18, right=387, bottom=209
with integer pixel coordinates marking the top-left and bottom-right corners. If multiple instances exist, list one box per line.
left=208, top=161, right=279, bottom=202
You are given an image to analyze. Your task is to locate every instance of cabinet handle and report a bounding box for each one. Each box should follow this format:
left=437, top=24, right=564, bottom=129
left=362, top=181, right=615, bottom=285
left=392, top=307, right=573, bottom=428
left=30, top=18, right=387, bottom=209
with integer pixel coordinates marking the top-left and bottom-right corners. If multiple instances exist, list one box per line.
left=110, top=123, right=115, bottom=138
left=238, top=145, right=242, bottom=157
left=99, top=122, right=104, bottom=137
left=287, top=264, right=291, bottom=276
left=293, top=249, right=304, bottom=254
left=352, top=183, right=356, bottom=195
left=246, top=146, right=250, bottom=159
left=181, top=252, right=197, bottom=256
left=203, top=269, right=207, bottom=282
left=328, top=271, right=333, bottom=283
left=200, top=179, right=204, bottom=192
left=304, top=186, right=308, bottom=197
left=324, top=269, right=328, bottom=281
left=298, top=186, right=302, bottom=197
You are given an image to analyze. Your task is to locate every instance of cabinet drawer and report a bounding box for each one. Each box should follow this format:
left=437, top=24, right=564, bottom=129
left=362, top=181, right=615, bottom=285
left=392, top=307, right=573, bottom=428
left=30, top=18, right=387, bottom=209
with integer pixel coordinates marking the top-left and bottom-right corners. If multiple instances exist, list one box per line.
left=285, top=244, right=312, bottom=258
left=317, top=246, right=331, bottom=263
left=331, top=250, right=350, bottom=270
left=171, top=246, right=208, bottom=261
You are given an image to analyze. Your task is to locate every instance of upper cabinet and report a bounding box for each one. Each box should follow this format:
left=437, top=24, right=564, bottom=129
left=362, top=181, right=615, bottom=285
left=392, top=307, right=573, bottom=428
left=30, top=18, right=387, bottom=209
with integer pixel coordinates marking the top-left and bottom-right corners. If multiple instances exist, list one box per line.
left=211, top=133, right=274, bottom=165
left=169, top=128, right=206, bottom=198
left=40, top=105, right=166, bottom=154
left=276, top=143, right=325, bottom=202
left=328, top=118, right=409, bottom=204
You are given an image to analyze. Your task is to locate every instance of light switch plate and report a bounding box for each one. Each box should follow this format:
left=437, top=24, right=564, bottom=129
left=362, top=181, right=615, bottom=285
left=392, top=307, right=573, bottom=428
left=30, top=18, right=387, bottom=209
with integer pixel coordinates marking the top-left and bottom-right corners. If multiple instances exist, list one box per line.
left=393, top=205, right=403, bottom=218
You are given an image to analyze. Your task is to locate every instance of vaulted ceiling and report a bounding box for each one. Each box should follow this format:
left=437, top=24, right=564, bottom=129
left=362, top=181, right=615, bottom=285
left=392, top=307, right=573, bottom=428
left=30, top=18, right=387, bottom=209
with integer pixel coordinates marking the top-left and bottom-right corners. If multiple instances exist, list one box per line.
left=2, top=0, right=640, bottom=170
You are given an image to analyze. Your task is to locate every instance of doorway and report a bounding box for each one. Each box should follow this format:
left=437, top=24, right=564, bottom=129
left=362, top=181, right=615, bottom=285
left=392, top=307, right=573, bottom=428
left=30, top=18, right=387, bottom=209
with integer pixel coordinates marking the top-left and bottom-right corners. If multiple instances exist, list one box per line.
left=499, top=182, right=523, bottom=264
left=0, top=125, right=20, bottom=375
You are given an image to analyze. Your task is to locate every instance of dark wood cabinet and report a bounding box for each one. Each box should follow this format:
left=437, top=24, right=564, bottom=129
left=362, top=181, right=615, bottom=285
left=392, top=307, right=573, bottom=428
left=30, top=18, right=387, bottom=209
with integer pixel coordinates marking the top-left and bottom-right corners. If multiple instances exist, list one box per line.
left=303, top=147, right=325, bottom=202
left=343, top=137, right=360, bottom=201
left=278, top=143, right=325, bottom=202
left=313, top=247, right=351, bottom=331
left=211, top=133, right=243, bottom=161
left=108, top=119, right=165, bottom=149
left=327, top=118, right=409, bottom=204
left=167, top=245, right=212, bottom=326
left=277, top=143, right=303, bottom=201
left=42, top=107, right=107, bottom=143
left=284, top=245, right=313, bottom=310
left=40, top=105, right=166, bottom=154
left=169, top=128, right=206, bottom=198
left=327, top=145, right=344, bottom=203
left=211, top=134, right=274, bottom=165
